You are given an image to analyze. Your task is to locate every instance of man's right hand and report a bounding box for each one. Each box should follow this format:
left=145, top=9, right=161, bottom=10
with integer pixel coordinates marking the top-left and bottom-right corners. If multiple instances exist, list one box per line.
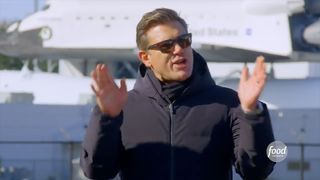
left=91, top=64, right=128, bottom=117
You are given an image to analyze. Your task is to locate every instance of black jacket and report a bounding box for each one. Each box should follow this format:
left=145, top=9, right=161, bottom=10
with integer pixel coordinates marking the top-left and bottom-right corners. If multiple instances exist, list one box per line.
left=80, top=51, right=275, bottom=180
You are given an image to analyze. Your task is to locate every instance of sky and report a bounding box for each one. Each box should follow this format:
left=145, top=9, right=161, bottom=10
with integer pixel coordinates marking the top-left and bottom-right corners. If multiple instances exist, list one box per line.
left=0, top=0, right=45, bottom=22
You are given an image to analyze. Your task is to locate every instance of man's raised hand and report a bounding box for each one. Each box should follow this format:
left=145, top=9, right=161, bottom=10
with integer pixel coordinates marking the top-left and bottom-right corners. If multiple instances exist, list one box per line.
left=238, top=56, right=267, bottom=113
left=91, top=64, right=128, bottom=117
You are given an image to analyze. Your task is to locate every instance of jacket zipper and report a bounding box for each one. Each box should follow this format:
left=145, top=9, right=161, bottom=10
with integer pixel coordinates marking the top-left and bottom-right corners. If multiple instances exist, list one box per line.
left=169, top=103, right=175, bottom=180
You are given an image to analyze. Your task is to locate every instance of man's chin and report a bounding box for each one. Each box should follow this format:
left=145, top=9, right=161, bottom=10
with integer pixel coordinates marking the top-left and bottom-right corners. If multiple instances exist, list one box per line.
left=174, top=71, right=192, bottom=82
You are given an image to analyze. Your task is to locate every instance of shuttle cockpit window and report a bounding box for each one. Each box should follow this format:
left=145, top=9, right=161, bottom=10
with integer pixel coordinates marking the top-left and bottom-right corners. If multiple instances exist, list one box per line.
left=41, top=4, right=50, bottom=11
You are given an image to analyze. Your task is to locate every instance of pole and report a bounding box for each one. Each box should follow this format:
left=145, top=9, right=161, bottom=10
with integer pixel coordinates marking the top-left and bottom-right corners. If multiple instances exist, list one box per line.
left=34, top=0, right=38, bottom=12
left=70, top=142, right=74, bottom=180
left=300, top=143, right=304, bottom=180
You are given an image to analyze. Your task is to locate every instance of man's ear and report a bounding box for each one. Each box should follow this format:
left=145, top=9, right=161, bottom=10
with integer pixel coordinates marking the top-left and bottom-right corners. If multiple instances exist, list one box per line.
left=138, top=50, right=151, bottom=68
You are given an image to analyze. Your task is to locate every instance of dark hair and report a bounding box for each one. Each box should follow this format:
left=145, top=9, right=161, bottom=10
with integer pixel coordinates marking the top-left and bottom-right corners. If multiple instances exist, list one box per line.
left=136, top=8, right=188, bottom=50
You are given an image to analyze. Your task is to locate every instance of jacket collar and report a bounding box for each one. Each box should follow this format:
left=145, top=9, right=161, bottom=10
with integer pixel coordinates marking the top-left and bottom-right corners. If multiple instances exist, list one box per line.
left=133, top=50, right=216, bottom=106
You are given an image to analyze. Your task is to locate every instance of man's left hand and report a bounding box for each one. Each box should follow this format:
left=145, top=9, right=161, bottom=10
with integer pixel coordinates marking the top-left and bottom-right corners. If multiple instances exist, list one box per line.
left=238, top=56, right=267, bottom=113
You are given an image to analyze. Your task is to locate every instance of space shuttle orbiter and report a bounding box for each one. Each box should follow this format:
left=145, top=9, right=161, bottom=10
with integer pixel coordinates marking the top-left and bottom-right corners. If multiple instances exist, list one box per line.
left=1, top=0, right=320, bottom=62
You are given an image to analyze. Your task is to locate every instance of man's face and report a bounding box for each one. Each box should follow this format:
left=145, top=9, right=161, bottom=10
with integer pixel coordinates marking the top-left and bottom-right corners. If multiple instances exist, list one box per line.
left=139, top=21, right=193, bottom=82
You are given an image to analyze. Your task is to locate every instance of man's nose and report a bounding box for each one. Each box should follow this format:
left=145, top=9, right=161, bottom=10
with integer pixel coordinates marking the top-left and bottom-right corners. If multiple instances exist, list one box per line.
left=172, top=42, right=183, bottom=54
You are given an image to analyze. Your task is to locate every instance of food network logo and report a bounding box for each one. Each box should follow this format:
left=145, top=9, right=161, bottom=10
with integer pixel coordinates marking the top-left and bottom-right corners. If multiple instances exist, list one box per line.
left=266, top=141, right=288, bottom=162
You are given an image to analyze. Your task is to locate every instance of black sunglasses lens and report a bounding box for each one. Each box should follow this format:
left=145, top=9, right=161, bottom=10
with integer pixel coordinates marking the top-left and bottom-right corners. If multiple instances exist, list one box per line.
left=158, top=40, right=175, bottom=53
left=148, top=33, right=192, bottom=53
left=177, top=34, right=191, bottom=48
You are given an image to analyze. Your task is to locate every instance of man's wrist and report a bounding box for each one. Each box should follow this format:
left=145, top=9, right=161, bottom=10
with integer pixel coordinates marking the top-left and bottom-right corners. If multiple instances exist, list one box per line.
left=242, top=101, right=264, bottom=115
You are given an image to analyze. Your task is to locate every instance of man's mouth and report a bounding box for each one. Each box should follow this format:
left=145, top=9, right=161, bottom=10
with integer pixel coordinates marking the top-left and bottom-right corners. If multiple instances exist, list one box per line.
left=172, top=58, right=187, bottom=69
left=173, top=57, right=187, bottom=64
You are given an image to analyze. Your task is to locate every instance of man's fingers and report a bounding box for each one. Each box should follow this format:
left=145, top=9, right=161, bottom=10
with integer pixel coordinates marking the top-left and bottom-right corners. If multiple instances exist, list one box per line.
left=253, top=56, right=266, bottom=76
left=101, top=64, right=116, bottom=85
left=254, top=76, right=266, bottom=89
left=92, top=65, right=105, bottom=90
left=240, top=65, right=249, bottom=83
left=120, top=78, right=127, bottom=93
left=94, top=64, right=116, bottom=89
left=91, top=84, right=99, bottom=96
left=91, top=64, right=126, bottom=98
left=96, top=64, right=107, bottom=84
left=100, top=64, right=111, bottom=81
left=96, top=64, right=103, bottom=85
left=255, top=56, right=267, bottom=84
left=91, top=69, right=97, bottom=82
left=92, top=64, right=109, bottom=93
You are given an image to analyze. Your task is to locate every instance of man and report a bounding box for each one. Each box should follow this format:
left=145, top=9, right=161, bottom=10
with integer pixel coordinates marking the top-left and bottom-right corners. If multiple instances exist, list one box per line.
left=81, top=8, right=275, bottom=180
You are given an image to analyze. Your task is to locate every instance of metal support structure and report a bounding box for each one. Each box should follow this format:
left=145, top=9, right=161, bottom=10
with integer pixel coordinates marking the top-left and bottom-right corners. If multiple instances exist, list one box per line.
left=300, top=143, right=305, bottom=180
left=34, top=0, right=38, bottom=12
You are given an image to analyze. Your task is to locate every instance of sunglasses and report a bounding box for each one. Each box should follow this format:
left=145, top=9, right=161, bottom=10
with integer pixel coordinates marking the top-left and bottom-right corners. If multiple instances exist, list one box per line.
left=147, top=33, right=192, bottom=53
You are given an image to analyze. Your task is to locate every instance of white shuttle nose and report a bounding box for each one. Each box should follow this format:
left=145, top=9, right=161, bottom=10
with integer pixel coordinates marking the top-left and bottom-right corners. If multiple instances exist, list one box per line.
left=303, top=19, right=320, bottom=46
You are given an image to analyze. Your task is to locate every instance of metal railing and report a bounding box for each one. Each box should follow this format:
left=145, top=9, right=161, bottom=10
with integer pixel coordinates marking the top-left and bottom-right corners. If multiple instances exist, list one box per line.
left=1, top=141, right=319, bottom=180
left=0, top=141, right=81, bottom=180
